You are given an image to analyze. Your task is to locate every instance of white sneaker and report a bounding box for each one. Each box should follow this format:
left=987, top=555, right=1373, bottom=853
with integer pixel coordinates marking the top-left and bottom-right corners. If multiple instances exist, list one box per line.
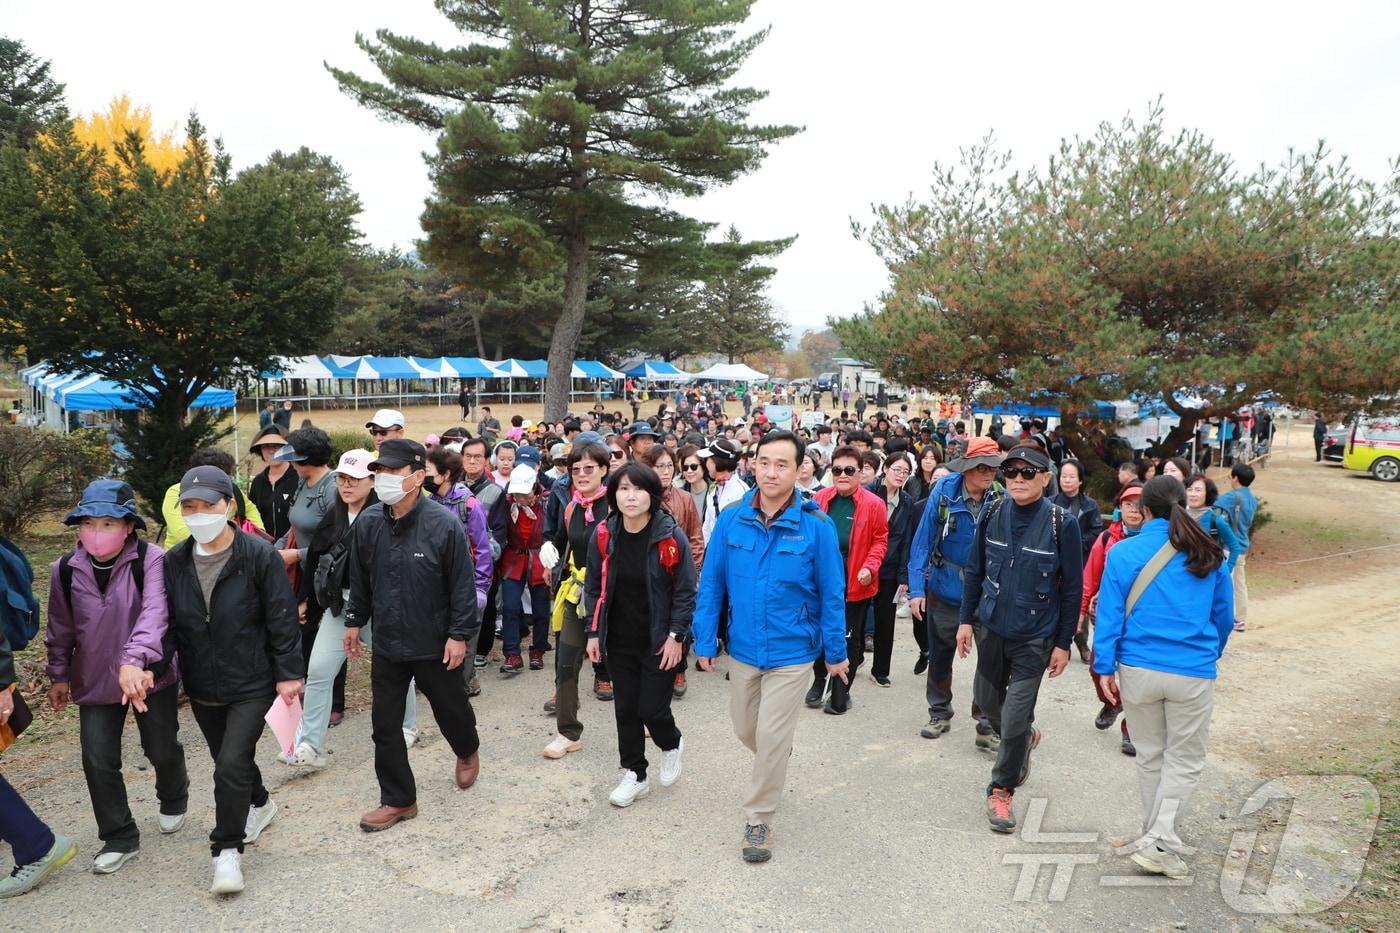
left=243, top=799, right=277, bottom=844
left=542, top=733, right=582, bottom=759
left=157, top=812, right=187, bottom=834
left=1130, top=845, right=1191, bottom=880
left=403, top=728, right=419, bottom=749
left=210, top=849, right=244, bottom=895
left=92, top=849, right=138, bottom=874
left=608, top=770, right=650, bottom=808
left=658, top=737, right=684, bottom=787
left=289, top=741, right=328, bottom=767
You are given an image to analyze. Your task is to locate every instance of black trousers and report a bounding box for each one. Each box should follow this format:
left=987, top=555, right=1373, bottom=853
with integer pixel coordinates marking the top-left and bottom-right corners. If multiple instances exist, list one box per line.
left=477, top=577, right=501, bottom=659
left=190, top=696, right=273, bottom=856
left=372, top=653, right=480, bottom=807
left=812, top=597, right=872, bottom=710
left=1314, top=437, right=1323, bottom=461
left=972, top=629, right=1053, bottom=794
left=608, top=649, right=682, bottom=781
left=78, top=686, right=189, bottom=853
left=870, top=578, right=900, bottom=678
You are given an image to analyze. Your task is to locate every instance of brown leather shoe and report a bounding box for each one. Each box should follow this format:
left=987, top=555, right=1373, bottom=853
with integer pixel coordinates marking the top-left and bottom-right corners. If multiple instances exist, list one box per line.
left=359, top=803, right=418, bottom=833
left=455, top=752, right=480, bottom=789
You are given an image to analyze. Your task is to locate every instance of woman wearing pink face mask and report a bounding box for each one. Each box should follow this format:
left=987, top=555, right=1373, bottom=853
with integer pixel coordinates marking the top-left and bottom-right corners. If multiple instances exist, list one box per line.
left=43, top=480, right=189, bottom=875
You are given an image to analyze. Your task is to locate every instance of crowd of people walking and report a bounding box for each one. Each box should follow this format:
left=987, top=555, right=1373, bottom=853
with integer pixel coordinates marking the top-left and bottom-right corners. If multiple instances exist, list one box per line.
left=1, top=389, right=1258, bottom=895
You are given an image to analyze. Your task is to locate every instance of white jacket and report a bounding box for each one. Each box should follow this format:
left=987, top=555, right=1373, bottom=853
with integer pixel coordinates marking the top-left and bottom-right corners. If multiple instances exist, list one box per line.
left=701, top=473, right=751, bottom=543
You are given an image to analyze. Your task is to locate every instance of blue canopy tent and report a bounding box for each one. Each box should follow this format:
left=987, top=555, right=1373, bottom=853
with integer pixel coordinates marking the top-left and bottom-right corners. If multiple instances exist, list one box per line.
left=623, top=361, right=691, bottom=382
left=444, top=357, right=499, bottom=379
left=487, top=359, right=548, bottom=404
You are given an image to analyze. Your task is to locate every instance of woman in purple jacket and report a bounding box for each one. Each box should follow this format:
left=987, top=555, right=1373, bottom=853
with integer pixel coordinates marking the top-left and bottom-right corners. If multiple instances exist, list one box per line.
left=44, top=480, right=189, bottom=875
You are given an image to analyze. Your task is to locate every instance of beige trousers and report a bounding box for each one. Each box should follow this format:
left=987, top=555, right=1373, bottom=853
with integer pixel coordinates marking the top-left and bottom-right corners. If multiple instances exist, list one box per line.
left=727, top=659, right=811, bottom=827
left=1118, top=664, right=1215, bottom=855
left=1232, top=554, right=1248, bottom=626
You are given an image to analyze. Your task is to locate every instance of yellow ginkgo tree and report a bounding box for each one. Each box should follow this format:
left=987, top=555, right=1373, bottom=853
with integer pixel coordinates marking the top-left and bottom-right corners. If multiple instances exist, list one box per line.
left=71, top=94, right=184, bottom=175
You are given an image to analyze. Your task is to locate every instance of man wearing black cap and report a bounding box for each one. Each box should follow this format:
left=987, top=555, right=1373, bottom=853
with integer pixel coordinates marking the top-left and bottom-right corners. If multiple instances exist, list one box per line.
left=162, top=466, right=302, bottom=895
left=344, top=439, right=482, bottom=833
left=957, top=444, right=1082, bottom=835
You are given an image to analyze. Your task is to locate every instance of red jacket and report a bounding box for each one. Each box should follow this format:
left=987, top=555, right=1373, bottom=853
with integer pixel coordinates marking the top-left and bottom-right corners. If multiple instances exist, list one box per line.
left=1080, top=519, right=1130, bottom=615
left=501, top=499, right=549, bottom=587
left=814, top=485, right=889, bottom=601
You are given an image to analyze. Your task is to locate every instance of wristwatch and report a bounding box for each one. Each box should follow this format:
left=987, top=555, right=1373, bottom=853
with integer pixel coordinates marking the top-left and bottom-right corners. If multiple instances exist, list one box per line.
left=667, top=632, right=681, bottom=642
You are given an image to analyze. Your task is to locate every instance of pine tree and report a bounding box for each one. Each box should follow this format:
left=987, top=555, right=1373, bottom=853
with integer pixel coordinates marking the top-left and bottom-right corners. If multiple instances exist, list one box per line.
left=0, top=37, right=67, bottom=146
left=328, top=0, right=798, bottom=417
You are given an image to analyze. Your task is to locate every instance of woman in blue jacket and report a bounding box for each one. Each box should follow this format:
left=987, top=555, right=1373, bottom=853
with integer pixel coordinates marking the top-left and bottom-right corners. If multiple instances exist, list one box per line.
left=1092, top=476, right=1234, bottom=881
left=1183, top=474, right=1243, bottom=571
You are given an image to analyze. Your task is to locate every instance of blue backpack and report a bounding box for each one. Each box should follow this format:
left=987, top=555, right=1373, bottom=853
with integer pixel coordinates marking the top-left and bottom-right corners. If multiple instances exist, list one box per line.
left=0, top=535, right=42, bottom=652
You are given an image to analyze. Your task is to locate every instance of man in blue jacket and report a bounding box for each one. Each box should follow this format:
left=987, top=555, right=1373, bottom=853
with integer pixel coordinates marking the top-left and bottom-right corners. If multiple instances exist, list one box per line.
left=1213, top=463, right=1258, bottom=632
left=958, top=444, right=1082, bottom=834
left=694, top=430, right=847, bottom=865
left=906, top=436, right=1004, bottom=744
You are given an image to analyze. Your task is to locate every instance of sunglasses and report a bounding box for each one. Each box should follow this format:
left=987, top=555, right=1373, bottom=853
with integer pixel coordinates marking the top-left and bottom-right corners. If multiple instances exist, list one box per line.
left=571, top=465, right=600, bottom=476
left=830, top=465, right=859, bottom=477
left=1003, top=467, right=1043, bottom=481
left=368, top=428, right=394, bottom=437
left=610, top=450, right=627, bottom=460
left=681, top=463, right=702, bottom=471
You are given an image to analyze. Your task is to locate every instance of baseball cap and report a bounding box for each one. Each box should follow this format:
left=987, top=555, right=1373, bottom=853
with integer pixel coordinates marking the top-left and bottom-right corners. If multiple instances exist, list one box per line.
left=333, top=448, right=374, bottom=479
left=1002, top=444, right=1052, bottom=472
left=368, top=438, right=426, bottom=472
left=515, top=445, right=544, bottom=470
left=948, top=436, right=1004, bottom=472
left=628, top=421, right=658, bottom=438
left=365, top=409, right=405, bottom=430
left=507, top=465, right=539, bottom=495
left=697, top=438, right=741, bottom=460
left=1116, top=481, right=1145, bottom=504
left=575, top=431, right=605, bottom=446
left=177, top=465, right=236, bottom=505
left=549, top=442, right=568, bottom=461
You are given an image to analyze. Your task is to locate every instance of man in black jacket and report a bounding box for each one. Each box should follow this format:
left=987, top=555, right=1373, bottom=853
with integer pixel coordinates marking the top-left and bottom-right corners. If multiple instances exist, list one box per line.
left=345, top=439, right=482, bottom=833
left=164, top=466, right=302, bottom=896
left=957, top=445, right=1082, bottom=836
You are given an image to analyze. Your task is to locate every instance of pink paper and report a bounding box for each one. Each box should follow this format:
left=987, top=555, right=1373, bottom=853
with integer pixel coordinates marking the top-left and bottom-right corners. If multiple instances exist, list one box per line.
left=265, top=696, right=303, bottom=756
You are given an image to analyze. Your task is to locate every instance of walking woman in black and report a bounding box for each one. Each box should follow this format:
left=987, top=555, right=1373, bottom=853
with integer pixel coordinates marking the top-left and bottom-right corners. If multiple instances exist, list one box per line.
left=583, top=462, right=696, bottom=808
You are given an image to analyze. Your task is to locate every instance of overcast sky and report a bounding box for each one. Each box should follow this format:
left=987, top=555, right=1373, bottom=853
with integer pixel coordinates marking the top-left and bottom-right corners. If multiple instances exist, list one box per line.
left=5, top=0, right=1398, bottom=336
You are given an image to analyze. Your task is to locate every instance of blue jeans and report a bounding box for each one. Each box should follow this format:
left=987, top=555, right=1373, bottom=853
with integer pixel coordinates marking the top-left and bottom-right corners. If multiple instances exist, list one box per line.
left=0, top=771, right=54, bottom=866
left=500, top=576, right=551, bottom=656
left=299, top=606, right=416, bottom=754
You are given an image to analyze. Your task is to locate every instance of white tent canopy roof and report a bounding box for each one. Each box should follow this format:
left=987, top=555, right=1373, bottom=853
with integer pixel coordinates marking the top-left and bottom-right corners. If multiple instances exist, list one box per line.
left=691, top=362, right=768, bottom=382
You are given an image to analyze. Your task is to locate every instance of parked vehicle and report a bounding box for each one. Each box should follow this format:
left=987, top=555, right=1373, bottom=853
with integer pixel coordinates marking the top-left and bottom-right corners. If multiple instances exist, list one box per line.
left=1322, top=429, right=1346, bottom=462
left=816, top=372, right=837, bottom=393
left=1343, top=416, right=1400, bottom=481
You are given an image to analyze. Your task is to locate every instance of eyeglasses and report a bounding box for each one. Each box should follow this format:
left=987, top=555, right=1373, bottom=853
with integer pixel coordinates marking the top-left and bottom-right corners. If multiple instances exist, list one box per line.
left=830, top=465, right=858, bottom=477
left=571, top=465, right=600, bottom=476
left=368, top=428, right=392, bottom=437
left=1003, top=467, right=1043, bottom=481
left=681, top=463, right=701, bottom=472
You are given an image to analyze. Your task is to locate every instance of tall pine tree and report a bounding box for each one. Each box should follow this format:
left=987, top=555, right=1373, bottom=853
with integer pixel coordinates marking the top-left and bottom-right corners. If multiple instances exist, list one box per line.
left=328, top=0, right=798, bottom=417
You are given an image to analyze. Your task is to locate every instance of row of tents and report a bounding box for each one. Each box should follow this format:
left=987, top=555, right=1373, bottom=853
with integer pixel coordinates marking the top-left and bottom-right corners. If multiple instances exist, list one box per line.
left=266, top=356, right=768, bottom=383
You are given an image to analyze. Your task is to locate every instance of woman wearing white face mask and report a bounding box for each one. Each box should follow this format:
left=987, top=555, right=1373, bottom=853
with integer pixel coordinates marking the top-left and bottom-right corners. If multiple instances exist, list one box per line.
left=162, top=466, right=302, bottom=895
left=43, top=480, right=188, bottom=875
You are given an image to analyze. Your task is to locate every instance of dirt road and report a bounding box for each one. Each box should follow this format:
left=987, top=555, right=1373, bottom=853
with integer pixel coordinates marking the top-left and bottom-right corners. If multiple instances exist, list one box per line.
left=4, top=424, right=1396, bottom=932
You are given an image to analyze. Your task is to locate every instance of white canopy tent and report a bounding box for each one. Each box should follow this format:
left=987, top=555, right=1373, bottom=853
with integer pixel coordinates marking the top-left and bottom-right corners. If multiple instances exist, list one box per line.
left=691, top=362, right=768, bottom=382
